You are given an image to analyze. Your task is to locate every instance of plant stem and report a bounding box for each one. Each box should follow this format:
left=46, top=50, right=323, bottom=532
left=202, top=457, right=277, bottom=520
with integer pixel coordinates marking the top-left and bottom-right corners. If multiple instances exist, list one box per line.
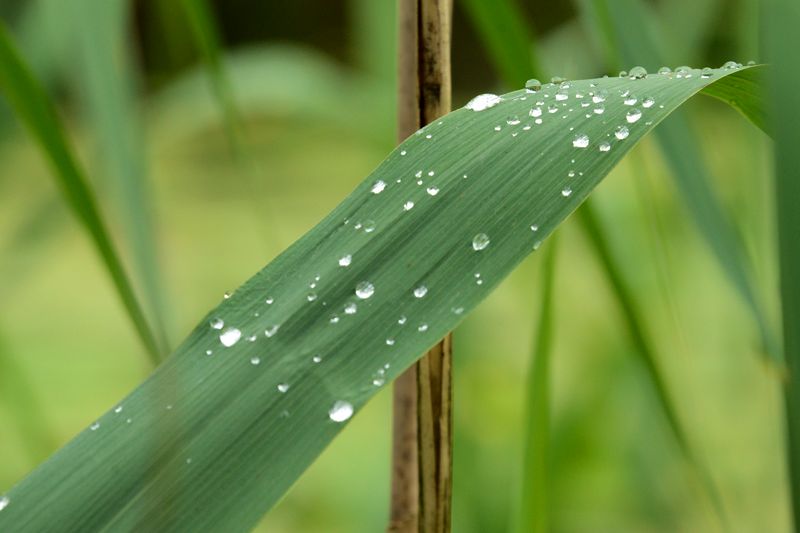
left=390, top=1, right=452, bottom=532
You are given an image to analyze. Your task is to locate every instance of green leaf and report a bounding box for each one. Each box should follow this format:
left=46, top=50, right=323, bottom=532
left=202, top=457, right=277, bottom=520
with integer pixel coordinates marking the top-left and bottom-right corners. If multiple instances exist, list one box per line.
left=0, top=22, right=163, bottom=364
left=0, top=66, right=765, bottom=532
left=518, top=239, right=557, bottom=533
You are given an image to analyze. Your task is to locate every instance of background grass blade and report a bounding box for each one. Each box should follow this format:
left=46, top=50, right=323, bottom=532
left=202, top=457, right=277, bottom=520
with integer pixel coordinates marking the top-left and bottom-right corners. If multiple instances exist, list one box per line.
left=74, top=0, right=171, bottom=352
left=579, top=0, right=779, bottom=362
left=518, top=239, right=557, bottom=533
left=0, top=66, right=764, bottom=532
left=0, top=23, right=163, bottom=364
left=764, top=0, right=800, bottom=527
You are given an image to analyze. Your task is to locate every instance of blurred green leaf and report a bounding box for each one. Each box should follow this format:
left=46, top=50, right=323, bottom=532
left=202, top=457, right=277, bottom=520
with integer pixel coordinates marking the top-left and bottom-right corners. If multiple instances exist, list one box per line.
left=0, top=22, right=162, bottom=364
left=519, top=239, right=557, bottom=533
left=765, top=0, right=800, bottom=527
left=0, top=66, right=764, bottom=532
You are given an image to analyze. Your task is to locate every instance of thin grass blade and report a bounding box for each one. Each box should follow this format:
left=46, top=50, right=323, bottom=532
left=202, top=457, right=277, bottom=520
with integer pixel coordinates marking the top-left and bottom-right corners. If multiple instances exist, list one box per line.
left=0, top=23, right=162, bottom=364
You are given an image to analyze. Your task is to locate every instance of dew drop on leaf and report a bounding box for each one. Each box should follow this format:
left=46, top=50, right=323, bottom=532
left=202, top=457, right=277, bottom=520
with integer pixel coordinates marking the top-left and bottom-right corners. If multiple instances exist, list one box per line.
left=572, top=134, right=590, bottom=148
left=599, top=141, right=611, bottom=152
left=615, top=126, right=630, bottom=140
left=338, top=254, right=352, bottom=267
left=414, top=285, right=428, bottom=298
left=265, top=325, right=280, bottom=337
left=562, top=187, right=573, bottom=197
left=626, top=108, right=642, bottom=123
left=472, top=233, right=491, bottom=251
left=628, top=66, right=648, bottom=79
left=355, top=281, right=375, bottom=299
left=220, top=328, right=242, bottom=347
left=465, top=93, right=501, bottom=111
left=344, top=302, right=358, bottom=314
left=277, top=383, right=290, bottom=393
left=525, top=78, right=542, bottom=92
left=0, top=496, right=9, bottom=511
left=371, top=180, right=386, bottom=194
left=403, top=201, right=415, bottom=211
left=250, top=356, right=261, bottom=365
left=210, top=318, right=224, bottom=330
left=329, top=401, right=354, bottom=422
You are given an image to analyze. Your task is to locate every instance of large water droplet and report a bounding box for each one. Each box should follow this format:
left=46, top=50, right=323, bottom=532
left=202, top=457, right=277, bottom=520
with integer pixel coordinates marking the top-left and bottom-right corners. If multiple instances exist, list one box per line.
left=371, top=180, right=386, bottom=194
left=329, top=400, right=354, bottom=422
left=572, top=133, right=590, bottom=148
left=355, top=281, right=375, bottom=299
left=414, top=285, right=428, bottom=298
left=472, top=233, right=490, bottom=251
left=339, top=254, right=352, bottom=267
left=628, top=66, right=648, bottom=79
left=701, top=67, right=714, bottom=78
left=220, top=328, right=242, bottom=347
left=525, top=78, right=542, bottom=92
left=465, top=93, right=501, bottom=111
left=615, top=125, right=630, bottom=140
left=210, top=318, right=224, bottom=330
left=626, top=108, right=642, bottom=123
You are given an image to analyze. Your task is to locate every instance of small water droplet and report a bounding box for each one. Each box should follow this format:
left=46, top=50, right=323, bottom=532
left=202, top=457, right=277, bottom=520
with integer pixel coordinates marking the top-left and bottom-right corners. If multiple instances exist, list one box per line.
left=371, top=180, right=386, bottom=194
left=426, top=186, right=440, bottom=196
left=330, top=315, right=340, bottom=324
left=414, top=285, right=428, bottom=298
left=220, top=328, right=242, bottom=347
left=223, top=291, right=232, bottom=299
left=529, top=107, right=543, bottom=118
left=555, top=89, right=569, bottom=101
left=615, top=125, right=630, bottom=140
left=701, top=67, right=714, bottom=78
left=572, top=133, right=590, bottom=148
left=525, top=78, right=542, bottom=92
left=547, top=104, right=558, bottom=114
left=265, top=324, right=280, bottom=337
left=210, top=318, right=224, bottom=330
left=386, top=338, right=396, bottom=346
left=722, top=60, right=742, bottom=70
left=494, top=125, right=502, bottom=132
left=186, top=458, right=193, bottom=464
left=247, top=334, right=257, bottom=342
left=265, top=296, right=274, bottom=305
left=675, top=65, right=692, bottom=78
left=562, top=187, right=573, bottom=197
left=418, top=323, right=429, bottom=332
left=250, top=356, right=261, bottom=365
left=400, top=150, right=407, bottom=156
left=363, top=220, right=376, bottom=232
left=277, top=383, right=290, bottom=393
left=626, top=108, right=642, bottom=123
left=506, top=115, right=520, bottom=125
left=593, top=104, right=605, bottom=115
left=355, top=281, right=375, bottom=299
left=307, top=292, right=318, bottom=302
left=126, top=418, right=132, bottom=424
left=452, top=306, right=464, bottom=315
left=465, top=93, right=502, bottom=111
left=403, top=201, right=415, bottom=211
left=90, top=422, right=100, bottom=431
left=628, top=66, right=648, bottom=79
left=312, top=354, right=323, bottom=363
left=599, top=141, right=611, bottom=152
left=206, top=349, right=213, bottom=356
left=472, top=233, right=490, bottom=251
left=339, top=254, right=352, bottom=267
left=114, top=405, right=123, bottom=414
left=345, top=302, right=358, bottom=314
left=0, top=496, right=10, bottom=511
left=531, top=224, right=539, bottom=232
left=618, top=70, right=628, bottom=78
left=425, top=134, right=432, bottom=139
left=624, top=95, right=638, bottom=106
left=592, top=89, right=608, bottom=103
left=658, top=66, right=672, bottom=75
left=398, top=315, right=407, bottom=325
left=329, top=400, right=354, bottom=422
left=642, top=96, right=655, bottom=108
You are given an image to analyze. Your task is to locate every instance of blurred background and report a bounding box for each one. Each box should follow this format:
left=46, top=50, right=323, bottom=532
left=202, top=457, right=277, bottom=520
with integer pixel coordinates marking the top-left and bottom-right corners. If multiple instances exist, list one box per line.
left=0, top=0, right=783, bottom=531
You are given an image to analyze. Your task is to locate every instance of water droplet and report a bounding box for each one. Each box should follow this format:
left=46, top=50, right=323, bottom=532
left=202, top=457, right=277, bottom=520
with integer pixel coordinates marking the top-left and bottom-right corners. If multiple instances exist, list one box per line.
left=398, top=315, right=407, bottom=325
left=90, top=422, right=100, bottom=431
left=562, top=187, right=573, bottom=197
left=220, top=328, right=242, bottom=347
left=277, top=383, right=290, bottom=393
left=568, top=170, right=576, bottom=177
left=465, top=93, right=501, bottom=111
left=572, top=133, right=590, bottom=148
left=126, top=418, right=132, bottom=424
left=312, top=354, right=323, bottom=363
left=344, top=302, right=358, bottom=314
left=363, top=220, right=376, bottom=232
left=307, top=292, right=318, bottom=302
left=329, top=400, right=354, bottom=422
left=599, top=141, right=611, bottom=152
left=330, top=315, right=340, bottom=324
left=593, top=104, right=605, bottom=115
left=426, top=186, right=440, bottom=196
left=555, top=89, right=569, bottom=101
left=250, top=356, right=261, bottom=365
left=247, top=334, right=257, bottom=342
left=531, top=224, right=539, bottom=232
left=701, top=67, right=714, bottom=78
left=525, top=78, right=542, bottom=92
left=658, top=66, right=672, bottom=75
left=529, top=107, right=543, bottom=118
left=339, top=254, right=352, bottom=267
left=210, top=318, right=224, bottom=330
left=618, top=70, right=628, bottom=78
left=265, top=296, right=274, bottom=305
left=615, top=125, right=630, bottom=140
left=223, top=291, right=232, bottom=299
left=472, top=233, right=490, bottom=251
left=386, top=338, right=396, bottom=346
left=418, top=323, right=429, bottom=332
left=592, top=89, right=608, bottom=103
left=186, top=458, right=193, bottom=464
left=414, top=285, right=428, bottom=298
left=355, top=281, right=375, bottom=299
left=403, top=201, right=415, bottom=211
left=675, top=65, right=692, bottom=78
left=626, top=108, right=642, bottom=123
left=400, top=150, right=407, bottom=156
left=371, top=180, right=386, bottom=194
left=265, top=324, right=280, bottom=337
left=425, top=134, right=432, bottom=139
left=0, top=496, right=10, bottom=511
left=452, top=306, right=464, bottom=315
left=493, top=125, right=502, bottom=132
left=206, top=349, right=213, bottom=355
left=722, top=60, right=742, bottom=70
left=114, top=405, right=123, bottom=414
left=624, top=95, right=638, bottom=106
left=642, top=96, right=655, bottom=108
left=628, top=66, right=648, bottom=79
left=547, top=104, right=558, bottom=114
left=506, top=115, right=520, bottom=125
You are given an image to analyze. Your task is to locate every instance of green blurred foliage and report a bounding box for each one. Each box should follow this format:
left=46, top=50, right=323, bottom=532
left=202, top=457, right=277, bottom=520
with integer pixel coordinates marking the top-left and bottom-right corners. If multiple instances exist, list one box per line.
left=0, top=0, right=785, bottom=531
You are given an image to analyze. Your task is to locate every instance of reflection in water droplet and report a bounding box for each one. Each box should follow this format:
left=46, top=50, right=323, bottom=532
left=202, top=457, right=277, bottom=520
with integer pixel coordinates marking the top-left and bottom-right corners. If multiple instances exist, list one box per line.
left=572, top=134, right=589, bottom=148
left=355, top=281, right=375, bottom=299
left=219, top=328, right=241, bottom=347
left=371, top=180, right=386, bottom=194
left=414, top=286, right=428, bottom=298
left=339, top=254, right=352, bottom=267
left=465, top=93, right=501, bottom=111
left=210, top=318, right=224, bottom=330
left=472, top=233, right=490, bottom=251
left=329, top=401, right=354, bottom=422
left=626, top=108, right=642, bottom=123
